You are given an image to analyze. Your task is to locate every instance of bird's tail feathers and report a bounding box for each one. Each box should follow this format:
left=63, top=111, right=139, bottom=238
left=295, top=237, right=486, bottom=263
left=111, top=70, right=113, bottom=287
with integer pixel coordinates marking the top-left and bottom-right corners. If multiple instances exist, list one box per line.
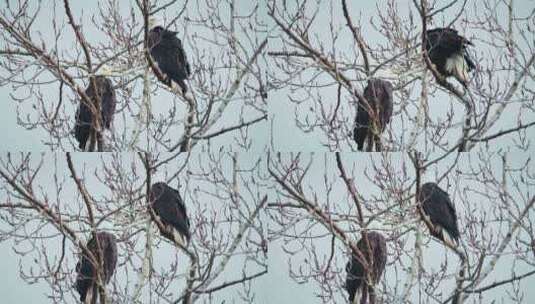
left=445, top=54, right=470, bottom=85
left=80, top=140, right=88, bottom=151
left=442, top=229, right=459, bottom=249
left=353, top=126, right=368, bottom=151
left=172, top=229, right=187, bottom=248
left=352, top=287, right=362, bottom=304
left=178, top=80, right=188, bottom=94
left=463, top=51, right=476, bottom=71
left=84, top=284, right=95, bottom=304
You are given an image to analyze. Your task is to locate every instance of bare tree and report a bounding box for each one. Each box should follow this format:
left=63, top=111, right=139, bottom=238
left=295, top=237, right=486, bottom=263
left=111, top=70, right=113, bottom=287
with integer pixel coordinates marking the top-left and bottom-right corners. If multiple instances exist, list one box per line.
left=0, top=0, right=268, bottom=152
left=2, top=1, right=535, bottom=304
left=266, top=0, right=535, bottom=152
left=266, top=151, right=535, bottom=303
left=0, top=151, right=267, bottom=303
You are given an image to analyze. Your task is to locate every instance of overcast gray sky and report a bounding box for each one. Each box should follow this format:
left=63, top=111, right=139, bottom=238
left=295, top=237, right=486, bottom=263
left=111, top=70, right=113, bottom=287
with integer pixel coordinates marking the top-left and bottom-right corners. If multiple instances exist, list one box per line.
left=266, top=151, right=535, bottom=303
left=1, top=0, right=535, bottom=303
left=0, top=0, right=268, bottom=153
left=268, top=0, right=535, bottom=152
left=0, top=152, right=266, bottom=303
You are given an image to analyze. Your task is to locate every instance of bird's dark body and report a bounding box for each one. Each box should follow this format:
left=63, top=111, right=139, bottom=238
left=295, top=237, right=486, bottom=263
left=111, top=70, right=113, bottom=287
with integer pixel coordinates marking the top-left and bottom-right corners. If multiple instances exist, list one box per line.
left=75, top=232, right=117, bottom=304
left=354, top=79, right=393, bottom=151
left=150, top=182, right=191, bottom=244
left=418, top=182, right=460, bottom=246
left=345, top=232, right=387, bottom=304
left=148, top=26, right=191, bottom=93
left=74, top=76, right=116, bottom=150
left=425, top=28, right=475, bottom=84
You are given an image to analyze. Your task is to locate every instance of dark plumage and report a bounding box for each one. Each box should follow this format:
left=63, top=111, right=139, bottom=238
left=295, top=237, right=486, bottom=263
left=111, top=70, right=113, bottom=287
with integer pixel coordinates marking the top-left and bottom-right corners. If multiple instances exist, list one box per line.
left=418, top=182, right=460, bottom=248
left=149, top=182, right=191, bottom=246
left=425, top=28, right=475, bottom=86
left=353, top=79, right=394, bottom=151
left=148, top=26, right=191, bottom=93
left=75, top=232, right=118, bottom=304
left=74, top=76, right=116, bottom=151
left=345, top=232, right=387, bottom=304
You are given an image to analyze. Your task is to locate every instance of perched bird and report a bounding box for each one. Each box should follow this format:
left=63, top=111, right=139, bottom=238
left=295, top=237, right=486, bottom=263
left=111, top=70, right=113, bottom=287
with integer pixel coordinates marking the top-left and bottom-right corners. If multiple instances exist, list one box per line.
left=425, top=28, right=475, bottom=86
left=418, top=182, right=460, bottom=248
left=345, top=232, right=387, bottom=304
left=149, top=182, right=191, bottom=247
left=148, top=18, right=191, bottom=93
left=353, top=79, right=393, bottom=151
left=75, top=232, right=118, bottom=304
left=74, top=65, right=116, bottom=151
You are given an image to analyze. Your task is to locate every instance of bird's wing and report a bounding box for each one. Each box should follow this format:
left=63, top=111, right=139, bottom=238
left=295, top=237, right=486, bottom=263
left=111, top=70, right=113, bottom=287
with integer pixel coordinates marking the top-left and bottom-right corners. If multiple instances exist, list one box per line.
left=372, top=234, right=388, bottom=281
left=74, top=95, right=93, bottom=146
left=345, top=255, right=365, bottom=301
left=103, top=236, right=118, bottom=283
left=150, top=35, right=178, bottom=69
left=359, top=84, right=378, bottom=117
left=154, top=189, right=190, bottom=237
left=75, top=251, right=94, bottom=298
left=377, top=83, right=394, bottom=125
left=75, top=102, right=92, bottom=125
left=159, top=31, right=189, bottom=77
left=435, top=186, right=456, bottom=213
left=356, top=95, right=371, bottom=124
left=363, top=81, right=394, bottom=128
left=100, top=79, right=116, bottom=129
left=425, top=186, right=459, bottom=238
left=176, top=38, right=191, bottom=77
left=79, top=82, right=96, bottom=124
left=169, top=187, right=190, bottom=229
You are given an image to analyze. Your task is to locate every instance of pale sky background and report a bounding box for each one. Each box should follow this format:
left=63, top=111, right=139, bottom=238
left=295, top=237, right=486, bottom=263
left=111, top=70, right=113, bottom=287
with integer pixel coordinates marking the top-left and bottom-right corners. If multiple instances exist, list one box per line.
left=0, top=0, right=268, bottom=153
left=3, top=151, right=533, bottom=303
left=266, top=151, right=535, bottom=303
left=1, top=0, right=535, bottom=303
left=0, top=152, right=267, bottom=303
left=268, top=0, right=535, bottom=152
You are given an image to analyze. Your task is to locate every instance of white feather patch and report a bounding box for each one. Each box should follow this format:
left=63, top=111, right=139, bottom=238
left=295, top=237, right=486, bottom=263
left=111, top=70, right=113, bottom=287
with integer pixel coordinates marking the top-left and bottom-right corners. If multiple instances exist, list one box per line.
left=155, top=214, right=187, bottom=247
left=100, top=129, right=113, bottom=152
left=353, top=287, right=362, bottom=304
left=422, top=211, right=432, bottom=225
left=95, top=64, right=112, bottom=77
left=172, top=228, right=186, bottom=247
left=84, top=286, right=94, bottom=304
left=148, top=17, right=163, bottom=30
left=445, top=54, right=469, bottom=83
left=441, top=228, right=458, bottom=248
left=82, top=139, right=90, bottom=152
left=422, top=211, right=458, bottom=248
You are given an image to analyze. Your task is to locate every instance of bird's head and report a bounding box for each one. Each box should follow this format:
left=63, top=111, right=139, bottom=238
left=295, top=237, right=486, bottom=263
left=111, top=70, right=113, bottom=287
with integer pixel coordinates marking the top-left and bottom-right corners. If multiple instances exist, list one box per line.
left=151, top=182, right=165, bottom=191
left=95, top=64, right=113, bottom=77
left=150, top=182, right=166, bottom=201
left=148, top=16, right=163, bottom=31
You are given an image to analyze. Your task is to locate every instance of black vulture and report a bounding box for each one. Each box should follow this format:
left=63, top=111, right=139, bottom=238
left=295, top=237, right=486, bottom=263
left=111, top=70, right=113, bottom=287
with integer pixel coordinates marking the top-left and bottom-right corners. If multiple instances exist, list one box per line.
left=418, top=182, right=460, bottom=248
left=353, top=79, right=393, bottom=151
left=74, top=67, right=116, bottom=151
left=345, top=232, right=387, bottom=304
left=149, top=182, right=191, bottom=247
left=425, top=28, right=475, bottom=86
left=75, top=232, right=118, bottom=304
left=148, top=19, right=191, bottom=93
